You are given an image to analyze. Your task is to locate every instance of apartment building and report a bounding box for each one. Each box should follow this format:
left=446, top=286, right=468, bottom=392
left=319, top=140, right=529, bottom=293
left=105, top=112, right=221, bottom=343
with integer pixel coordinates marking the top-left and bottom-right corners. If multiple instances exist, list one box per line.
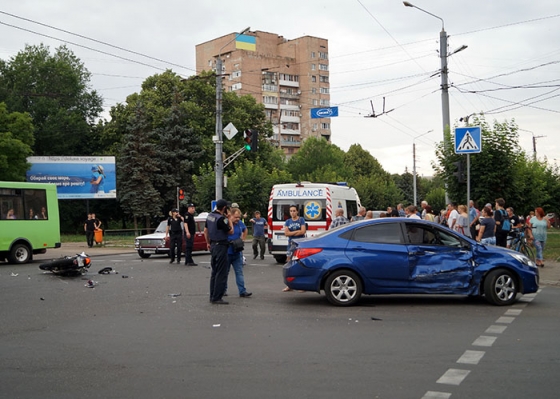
left=195, top=30, right=331, bottom=157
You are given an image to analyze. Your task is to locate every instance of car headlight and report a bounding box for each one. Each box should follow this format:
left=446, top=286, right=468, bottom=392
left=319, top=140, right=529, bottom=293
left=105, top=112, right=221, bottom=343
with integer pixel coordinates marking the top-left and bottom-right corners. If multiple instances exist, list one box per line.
left=509, top=252, right=537, bottom=268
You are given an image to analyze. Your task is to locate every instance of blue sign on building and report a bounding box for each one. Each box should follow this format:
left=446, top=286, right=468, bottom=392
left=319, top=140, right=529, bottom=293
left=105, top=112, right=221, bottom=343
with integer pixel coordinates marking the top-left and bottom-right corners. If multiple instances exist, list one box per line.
left=455, top=127, right=482, bottom=154
left=310, top=106, right=338, bottom=119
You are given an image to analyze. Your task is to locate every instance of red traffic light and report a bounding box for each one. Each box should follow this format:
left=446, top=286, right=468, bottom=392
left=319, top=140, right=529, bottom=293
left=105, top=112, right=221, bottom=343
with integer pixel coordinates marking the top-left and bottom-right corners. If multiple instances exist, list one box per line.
left=178, top=189, right=185, bottom=200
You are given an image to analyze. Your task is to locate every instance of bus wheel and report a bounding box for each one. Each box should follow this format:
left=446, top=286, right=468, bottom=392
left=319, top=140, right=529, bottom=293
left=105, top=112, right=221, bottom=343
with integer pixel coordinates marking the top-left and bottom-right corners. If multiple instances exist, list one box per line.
left=8, top=243, right=32, bottom=264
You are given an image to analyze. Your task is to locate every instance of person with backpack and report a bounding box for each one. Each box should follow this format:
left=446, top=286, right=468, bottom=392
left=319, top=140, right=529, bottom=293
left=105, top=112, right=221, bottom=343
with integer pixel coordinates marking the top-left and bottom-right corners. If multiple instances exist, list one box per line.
left=494, top=198, right=509, bottom=247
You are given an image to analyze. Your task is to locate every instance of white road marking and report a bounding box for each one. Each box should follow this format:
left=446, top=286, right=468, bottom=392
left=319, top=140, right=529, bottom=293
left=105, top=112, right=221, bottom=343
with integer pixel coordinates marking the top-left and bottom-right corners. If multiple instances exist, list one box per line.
left=505, top=309, right=522, bottom=316
left=496, top=316, right=515, bottom=324
left=422, top=391, right=451, bottom=399
left=457, top=350, right=485, bottom=365
left=472, top=336, right=497, bottom=347
left=436, top=368, right=471, bottom=385
left=485, top=325, right=507, bottom=334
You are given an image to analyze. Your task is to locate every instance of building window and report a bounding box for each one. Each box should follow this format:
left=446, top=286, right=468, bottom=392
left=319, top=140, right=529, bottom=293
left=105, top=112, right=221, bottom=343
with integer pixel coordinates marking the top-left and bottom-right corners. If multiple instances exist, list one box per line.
left=311, top=88, right=316, bottom=94
left=283, top=110, right=299, bottom=117
left=311, top=51, right=316, bottom=58
left=319, top=52, right=328, bottom=60
left=263, top=96, right=278, bottom=104
left=320, top=75, right=329, bottom=83
left=319, top=64, right=329, bottom=71
left=232, top=70, right=242, bottom=79
left=321, top=123, right=330, bottom=129
left=311, top=64, right=316, bottom=71
left=282, top=122, right=299, bottom=130
left=311, top=76, right=316, bottom=82
left=279, top=74, right=298, bottom=82
left=320, top=99, right=329, bottom=106
left=313, top=99, right=318, bottom=106
left=320, top=87, right=329, bottom=94
left=231, top=83, right=242, bottom=91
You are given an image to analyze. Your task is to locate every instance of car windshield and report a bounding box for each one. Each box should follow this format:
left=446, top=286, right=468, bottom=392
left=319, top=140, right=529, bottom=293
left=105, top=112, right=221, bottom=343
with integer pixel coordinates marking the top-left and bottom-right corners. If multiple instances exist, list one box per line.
left=155, top=221, right=168, bottom=233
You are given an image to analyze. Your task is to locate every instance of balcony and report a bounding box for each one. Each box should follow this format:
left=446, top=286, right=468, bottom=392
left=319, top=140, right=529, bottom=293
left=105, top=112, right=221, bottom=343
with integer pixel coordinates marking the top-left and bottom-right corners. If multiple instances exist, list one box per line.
left=280, top=140, right=302, bottom=147
left=279, top=79, right=299, bottom=88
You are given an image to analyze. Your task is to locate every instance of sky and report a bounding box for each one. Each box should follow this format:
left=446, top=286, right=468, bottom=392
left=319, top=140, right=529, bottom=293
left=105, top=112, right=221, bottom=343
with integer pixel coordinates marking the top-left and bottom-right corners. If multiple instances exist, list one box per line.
left=1, top=0, right=559, bottom=175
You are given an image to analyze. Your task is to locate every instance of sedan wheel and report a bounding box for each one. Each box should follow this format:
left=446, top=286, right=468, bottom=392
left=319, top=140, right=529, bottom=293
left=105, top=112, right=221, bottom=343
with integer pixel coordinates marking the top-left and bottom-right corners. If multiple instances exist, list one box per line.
left=324, top=270, right=363, bottom=306
left=484, top=269, right=518, bottom=306
left=138, top=251, right=151, bottom=259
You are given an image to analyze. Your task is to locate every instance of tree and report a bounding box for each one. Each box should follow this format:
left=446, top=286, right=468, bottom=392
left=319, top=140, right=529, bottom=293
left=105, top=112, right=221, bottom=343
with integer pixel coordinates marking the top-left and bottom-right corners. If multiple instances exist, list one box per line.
left=225, top=160, right=292, bottom=215
left=0, top=102, right=34, bottom=180
left=0, top=44, right=103, bottom=156
left=118, top=102, right=163, bottom=232
left=434, top=117, right=524, bottom=207
left=287, top=137, right=348, bottom=182
left=152, top=103, right=203, bottom=209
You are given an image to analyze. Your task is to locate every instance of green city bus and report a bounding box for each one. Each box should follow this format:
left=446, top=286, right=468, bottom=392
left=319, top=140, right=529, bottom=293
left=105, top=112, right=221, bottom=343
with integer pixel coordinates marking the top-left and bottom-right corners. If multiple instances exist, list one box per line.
left=0, top=181, right=61, bottom=264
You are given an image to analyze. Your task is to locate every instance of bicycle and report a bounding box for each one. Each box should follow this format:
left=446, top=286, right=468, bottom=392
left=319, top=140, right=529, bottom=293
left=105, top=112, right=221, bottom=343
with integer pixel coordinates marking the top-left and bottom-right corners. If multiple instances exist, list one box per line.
left=509, top=226, right=535, bottom=262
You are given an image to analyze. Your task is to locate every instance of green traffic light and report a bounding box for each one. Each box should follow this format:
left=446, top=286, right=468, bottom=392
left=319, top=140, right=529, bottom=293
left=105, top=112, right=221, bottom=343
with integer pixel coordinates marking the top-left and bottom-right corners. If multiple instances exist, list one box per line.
left=244, top=144, right=251, bottom=151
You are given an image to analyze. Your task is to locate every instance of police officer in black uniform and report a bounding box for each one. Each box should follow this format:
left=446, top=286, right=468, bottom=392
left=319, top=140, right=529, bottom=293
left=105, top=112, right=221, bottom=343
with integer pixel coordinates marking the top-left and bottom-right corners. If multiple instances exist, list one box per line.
left=204, top=199, right=232, bottom=304
left=183, top=203, right=197, bottom=266
left=166, top=208, right=184, bottom=264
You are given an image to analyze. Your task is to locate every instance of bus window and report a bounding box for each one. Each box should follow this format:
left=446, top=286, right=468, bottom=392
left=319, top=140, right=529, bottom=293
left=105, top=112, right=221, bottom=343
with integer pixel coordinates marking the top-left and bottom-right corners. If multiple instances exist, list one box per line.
left=0, top=182, right=60, bottom=263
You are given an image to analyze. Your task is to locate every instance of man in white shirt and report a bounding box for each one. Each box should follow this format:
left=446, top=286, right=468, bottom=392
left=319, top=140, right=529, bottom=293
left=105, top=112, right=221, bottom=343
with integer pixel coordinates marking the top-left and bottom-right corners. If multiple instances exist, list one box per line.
left=448, top=202, right=459, bottom=230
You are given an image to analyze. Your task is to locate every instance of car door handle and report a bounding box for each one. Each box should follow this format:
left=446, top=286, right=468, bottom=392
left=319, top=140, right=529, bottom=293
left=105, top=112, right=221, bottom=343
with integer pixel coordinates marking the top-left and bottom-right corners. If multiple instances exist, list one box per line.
left=410, top=251, right=435, bottom=256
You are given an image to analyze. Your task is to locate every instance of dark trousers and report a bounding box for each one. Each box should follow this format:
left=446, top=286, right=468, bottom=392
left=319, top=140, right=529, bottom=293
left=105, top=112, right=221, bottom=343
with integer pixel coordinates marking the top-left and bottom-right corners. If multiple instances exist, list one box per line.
left=169, top=232, right=183, bottom=261
left=252, top=236, right=266, bottom=256
left=86, top=231, right=94, bottom=247
left=184, top=235, right=194, bottom=263
left=209, top=243, right=229, bottom=302
left=495, top=231, right=508, bottom=248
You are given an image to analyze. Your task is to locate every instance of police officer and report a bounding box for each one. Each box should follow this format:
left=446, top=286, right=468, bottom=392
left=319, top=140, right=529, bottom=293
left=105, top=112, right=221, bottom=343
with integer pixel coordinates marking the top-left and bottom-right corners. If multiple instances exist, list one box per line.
left=204, top=199, right=232, bottom=304
left=166, top=208, right=184, bottom=264
left=183, top=203, right=197, bottom=266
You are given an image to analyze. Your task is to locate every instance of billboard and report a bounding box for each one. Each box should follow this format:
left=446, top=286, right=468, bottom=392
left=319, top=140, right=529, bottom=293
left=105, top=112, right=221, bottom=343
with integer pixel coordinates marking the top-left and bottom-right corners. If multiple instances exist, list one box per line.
left=26, top=156, right=116, bottom=199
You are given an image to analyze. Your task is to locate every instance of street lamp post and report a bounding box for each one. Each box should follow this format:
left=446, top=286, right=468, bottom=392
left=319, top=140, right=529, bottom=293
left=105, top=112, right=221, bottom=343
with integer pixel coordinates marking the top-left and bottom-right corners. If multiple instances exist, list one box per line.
left=215, top=27, right=250, bottom=201
left=404, top=2, right=467, bottom=204
left=413, top=130, right=433, bottom=206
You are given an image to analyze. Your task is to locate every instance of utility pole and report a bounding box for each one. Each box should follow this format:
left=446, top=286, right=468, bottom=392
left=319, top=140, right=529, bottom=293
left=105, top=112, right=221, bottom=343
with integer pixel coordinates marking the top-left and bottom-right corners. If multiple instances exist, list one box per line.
left=214, top=27, right=250, bottom=201
left=404, top=2, right=467, bottom=205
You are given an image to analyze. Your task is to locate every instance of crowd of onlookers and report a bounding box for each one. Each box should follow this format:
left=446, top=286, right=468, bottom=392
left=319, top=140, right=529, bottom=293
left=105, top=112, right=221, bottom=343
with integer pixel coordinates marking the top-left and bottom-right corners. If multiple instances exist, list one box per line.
left=331, top=199, right=552, bottom=268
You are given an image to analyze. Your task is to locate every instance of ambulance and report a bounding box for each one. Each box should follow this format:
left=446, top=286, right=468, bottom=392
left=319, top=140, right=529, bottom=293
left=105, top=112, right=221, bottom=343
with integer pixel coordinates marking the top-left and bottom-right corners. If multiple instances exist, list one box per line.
left=267, top=182, right=361, bottom=263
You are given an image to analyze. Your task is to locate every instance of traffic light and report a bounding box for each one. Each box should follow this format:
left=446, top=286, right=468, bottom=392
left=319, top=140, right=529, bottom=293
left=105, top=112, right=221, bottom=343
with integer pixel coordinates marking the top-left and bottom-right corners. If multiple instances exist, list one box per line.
left=243, top=129, right=258, bottom=152
left=178, top=188, right=185, bottom=200
left=452, top=161, right=466, bottom=183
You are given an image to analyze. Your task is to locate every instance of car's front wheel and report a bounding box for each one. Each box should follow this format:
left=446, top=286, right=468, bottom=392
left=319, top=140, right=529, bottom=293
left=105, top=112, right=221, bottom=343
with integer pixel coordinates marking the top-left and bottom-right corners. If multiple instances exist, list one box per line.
left=484, top=269, right=518, bottom=306
left=324, top=270, right=363, bottom=306
left=138, top=251, right=151, bottom=259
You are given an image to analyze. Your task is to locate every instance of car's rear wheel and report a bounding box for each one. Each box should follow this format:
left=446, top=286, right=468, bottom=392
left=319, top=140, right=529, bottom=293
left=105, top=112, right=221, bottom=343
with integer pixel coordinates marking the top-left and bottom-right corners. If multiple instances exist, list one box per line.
left=138, top=251, right=151, bottom=259
left=324, top=270, right=363, bottom=306
left=484, top=269, right=518, bottom=306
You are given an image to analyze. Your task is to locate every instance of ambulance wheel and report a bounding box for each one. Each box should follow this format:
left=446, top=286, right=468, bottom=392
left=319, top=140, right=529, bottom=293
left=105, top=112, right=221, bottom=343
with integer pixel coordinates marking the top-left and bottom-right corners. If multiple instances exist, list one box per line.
left=274, top=255, right=287, bottom=264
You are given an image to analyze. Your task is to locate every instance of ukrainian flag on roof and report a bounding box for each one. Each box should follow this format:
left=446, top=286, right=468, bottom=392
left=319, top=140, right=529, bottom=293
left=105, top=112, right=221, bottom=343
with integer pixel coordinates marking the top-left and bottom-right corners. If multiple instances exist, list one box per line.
left=236, top=34, right=256, bottom=51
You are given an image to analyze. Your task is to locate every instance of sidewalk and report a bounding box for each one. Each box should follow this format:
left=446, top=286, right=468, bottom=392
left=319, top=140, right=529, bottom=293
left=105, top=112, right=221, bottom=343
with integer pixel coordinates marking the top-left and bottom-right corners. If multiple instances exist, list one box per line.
left=36, top=242, right=560, bottom=287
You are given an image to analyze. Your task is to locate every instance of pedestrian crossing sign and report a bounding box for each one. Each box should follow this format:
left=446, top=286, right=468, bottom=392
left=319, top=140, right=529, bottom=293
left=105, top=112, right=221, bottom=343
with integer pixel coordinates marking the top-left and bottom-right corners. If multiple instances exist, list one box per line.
left=455, top=126, right=482, bottom=154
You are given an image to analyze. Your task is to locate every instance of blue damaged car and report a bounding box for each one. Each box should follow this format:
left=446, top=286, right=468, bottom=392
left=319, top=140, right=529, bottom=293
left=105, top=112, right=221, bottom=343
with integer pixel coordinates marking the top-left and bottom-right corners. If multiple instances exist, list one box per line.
left=283, top=218, right=539, bottom=306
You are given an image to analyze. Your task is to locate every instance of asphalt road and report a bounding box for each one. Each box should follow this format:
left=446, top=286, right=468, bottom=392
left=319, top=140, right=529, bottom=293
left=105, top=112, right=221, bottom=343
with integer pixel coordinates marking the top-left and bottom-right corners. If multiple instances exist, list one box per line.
left=1, top=252, right=559, bottom=399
